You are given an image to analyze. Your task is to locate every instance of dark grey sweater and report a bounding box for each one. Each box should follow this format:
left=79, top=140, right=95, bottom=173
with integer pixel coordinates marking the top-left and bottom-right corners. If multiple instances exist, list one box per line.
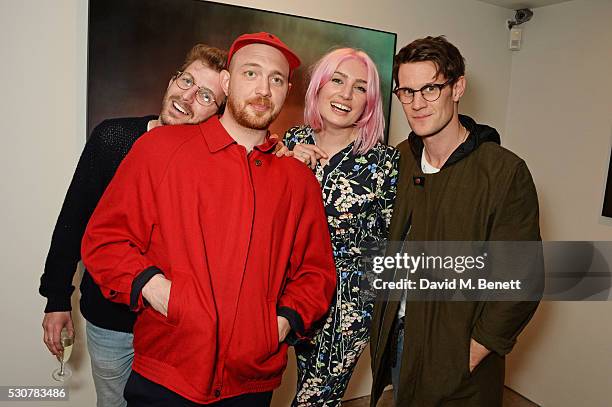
left=39, top=115, right=157, bottom=332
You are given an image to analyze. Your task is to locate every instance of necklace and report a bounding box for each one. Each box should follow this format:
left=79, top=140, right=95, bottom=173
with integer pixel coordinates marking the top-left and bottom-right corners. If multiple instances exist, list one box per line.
left=460, top=125, right=469, bottom=143
left=423, top=124, right=469, bottom=170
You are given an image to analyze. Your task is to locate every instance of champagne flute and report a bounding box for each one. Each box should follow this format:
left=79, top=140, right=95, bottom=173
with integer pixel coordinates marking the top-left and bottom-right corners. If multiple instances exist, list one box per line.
left=52, top=328, right=74, bottom=381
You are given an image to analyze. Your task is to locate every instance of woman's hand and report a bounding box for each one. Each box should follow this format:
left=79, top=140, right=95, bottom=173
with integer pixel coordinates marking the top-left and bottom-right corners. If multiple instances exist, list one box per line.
left=274, top=140, right=291, bottom=157
left=292, top=143, right=329, bottom=169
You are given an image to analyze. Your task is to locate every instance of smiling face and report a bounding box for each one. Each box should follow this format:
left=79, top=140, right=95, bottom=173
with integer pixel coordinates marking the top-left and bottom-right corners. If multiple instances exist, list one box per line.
left=221, top=43, right=290, bottom=130
left=158, top=60, right=224, bottom=126
left=397, top=60, right=465, bottom=137
left=316, top=58, right=368, bottom=131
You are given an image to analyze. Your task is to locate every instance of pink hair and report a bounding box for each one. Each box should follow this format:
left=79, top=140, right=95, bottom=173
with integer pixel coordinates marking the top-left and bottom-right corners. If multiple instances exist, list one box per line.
left=304, top=48, right=385, bottom=155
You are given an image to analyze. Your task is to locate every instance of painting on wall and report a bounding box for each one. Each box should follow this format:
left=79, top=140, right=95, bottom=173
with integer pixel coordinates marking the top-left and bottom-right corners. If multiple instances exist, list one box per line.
left=87, top=0, right=397, bottom=140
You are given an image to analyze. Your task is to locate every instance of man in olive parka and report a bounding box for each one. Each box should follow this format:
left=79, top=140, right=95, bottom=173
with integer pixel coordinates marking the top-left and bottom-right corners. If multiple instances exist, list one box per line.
left=370, top=36, right=540, bottom=406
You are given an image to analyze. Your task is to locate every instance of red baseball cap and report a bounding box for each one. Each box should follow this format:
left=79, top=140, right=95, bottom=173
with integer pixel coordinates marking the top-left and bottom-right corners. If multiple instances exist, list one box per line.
left=227, top=32, right=301, bottom=73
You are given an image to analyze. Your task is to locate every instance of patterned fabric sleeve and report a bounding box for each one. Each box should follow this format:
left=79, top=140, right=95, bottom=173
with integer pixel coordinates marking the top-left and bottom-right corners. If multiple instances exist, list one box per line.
left=377, top=146, right=400, bottom=233
left=283, top=125, right=315, bottom=150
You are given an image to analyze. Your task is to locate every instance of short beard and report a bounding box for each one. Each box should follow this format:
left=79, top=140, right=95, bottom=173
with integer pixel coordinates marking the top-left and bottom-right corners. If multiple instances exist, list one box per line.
left=227, top=94, right=278, bottom=130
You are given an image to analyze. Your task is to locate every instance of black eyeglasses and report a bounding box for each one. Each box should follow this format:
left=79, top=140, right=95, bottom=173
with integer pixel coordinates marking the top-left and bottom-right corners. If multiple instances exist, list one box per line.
left=393, top=79, right=452, bottom=104
left=174, top=71, right=220, bottom=108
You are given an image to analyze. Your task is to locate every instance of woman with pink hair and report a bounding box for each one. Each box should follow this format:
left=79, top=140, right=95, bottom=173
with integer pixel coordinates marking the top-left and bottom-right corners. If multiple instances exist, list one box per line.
left=283, top=48, right=399, bottom=406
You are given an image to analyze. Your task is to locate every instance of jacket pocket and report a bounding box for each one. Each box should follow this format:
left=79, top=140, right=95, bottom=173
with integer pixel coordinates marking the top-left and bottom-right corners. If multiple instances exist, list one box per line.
left=466, top=337, right=492, bottom=379
left=165, top=270, right=188, bottom=326
left=463, top=336, right=473, bottom=379
left=142, top=272, right=184, bottom=327
left=267, top=300, right=280, bottom=354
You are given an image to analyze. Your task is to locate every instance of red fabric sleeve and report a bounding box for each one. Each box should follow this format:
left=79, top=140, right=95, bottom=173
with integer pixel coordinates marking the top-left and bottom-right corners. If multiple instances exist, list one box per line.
left=279, top=174, right=336, bottom=338
left=81, top=136, right=161, bottom=310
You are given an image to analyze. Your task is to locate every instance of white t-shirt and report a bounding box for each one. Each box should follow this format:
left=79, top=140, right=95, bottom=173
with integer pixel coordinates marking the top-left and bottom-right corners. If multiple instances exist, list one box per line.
left=397, top=149, right=440, bottom=318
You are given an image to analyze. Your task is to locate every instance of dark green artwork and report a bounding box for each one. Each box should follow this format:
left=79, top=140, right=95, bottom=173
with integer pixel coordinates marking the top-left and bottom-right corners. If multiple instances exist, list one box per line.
left=88, top=0, right=396, bottom=140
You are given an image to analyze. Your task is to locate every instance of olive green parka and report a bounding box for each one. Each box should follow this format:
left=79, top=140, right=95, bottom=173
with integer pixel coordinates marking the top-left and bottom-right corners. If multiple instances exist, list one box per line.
left=370, top=115, right=540, bottom=406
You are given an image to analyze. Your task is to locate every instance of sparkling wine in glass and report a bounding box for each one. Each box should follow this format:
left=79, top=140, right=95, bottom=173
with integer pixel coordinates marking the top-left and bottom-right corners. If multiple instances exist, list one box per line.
left=52, top=328, right=74, bottom=381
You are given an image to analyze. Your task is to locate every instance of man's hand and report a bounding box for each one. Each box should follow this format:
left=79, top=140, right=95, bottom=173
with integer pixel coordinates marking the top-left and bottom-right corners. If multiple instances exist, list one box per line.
left=277, top=316, right=291, bottom=343
left=469, top=338, right=491, bottom=372
left=142, top=274, right=171, bottom=317
left=42, top=311, right=74, bottom=356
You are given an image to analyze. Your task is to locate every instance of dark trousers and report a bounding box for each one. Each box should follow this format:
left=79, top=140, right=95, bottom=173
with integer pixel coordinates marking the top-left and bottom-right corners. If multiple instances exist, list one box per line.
left=124, top=371, right=273, bottom=407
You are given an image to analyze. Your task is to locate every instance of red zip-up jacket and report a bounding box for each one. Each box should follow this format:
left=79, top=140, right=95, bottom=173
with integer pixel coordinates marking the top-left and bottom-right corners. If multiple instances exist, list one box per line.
left=82, top=117, right=336, bottom=403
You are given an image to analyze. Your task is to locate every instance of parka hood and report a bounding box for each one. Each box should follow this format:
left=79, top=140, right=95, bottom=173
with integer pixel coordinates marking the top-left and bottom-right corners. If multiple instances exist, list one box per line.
left=408, top=114, right=501, bottom=169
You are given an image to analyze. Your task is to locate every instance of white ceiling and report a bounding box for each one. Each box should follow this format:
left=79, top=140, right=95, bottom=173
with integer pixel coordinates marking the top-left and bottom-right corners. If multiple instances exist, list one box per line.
left=476, top=0, right=573, bottom=9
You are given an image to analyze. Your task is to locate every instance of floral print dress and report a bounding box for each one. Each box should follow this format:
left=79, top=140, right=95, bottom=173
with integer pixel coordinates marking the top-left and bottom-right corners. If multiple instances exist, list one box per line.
left=284, top=125, right=399, bottom=406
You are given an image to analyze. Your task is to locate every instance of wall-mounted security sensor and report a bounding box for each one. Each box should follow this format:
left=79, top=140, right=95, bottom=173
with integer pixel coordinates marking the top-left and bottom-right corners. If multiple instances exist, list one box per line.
left=509, top=27, right=522, bottom=51
left=507, top=8, right=533, bottom=29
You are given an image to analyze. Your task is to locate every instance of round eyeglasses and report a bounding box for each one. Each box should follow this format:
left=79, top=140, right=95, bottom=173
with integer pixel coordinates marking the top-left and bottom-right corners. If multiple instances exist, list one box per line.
left=393, top=79, right=452, bottom=104
left=174, top=71, right=220, bottom=108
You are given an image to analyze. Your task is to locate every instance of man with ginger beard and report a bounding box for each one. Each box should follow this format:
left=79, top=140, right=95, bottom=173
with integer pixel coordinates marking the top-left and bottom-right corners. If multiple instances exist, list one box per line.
left=40, top=44, right=226, bottom=407
left=81, top=32, right=336, bottom=406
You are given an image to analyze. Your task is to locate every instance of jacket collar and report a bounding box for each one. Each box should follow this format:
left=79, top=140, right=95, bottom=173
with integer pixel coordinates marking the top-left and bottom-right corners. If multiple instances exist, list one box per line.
left=408, top=114, right=501, bottom=169
left=253, top=133, right=279, bottom=153
left=199, top=116, right=278, bottom=153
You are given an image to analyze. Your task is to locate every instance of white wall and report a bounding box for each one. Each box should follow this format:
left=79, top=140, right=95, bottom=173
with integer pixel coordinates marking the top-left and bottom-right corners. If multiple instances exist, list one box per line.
left=0, top=0, right=92, bottom=406
left=503, top=0, right=612, bottom=405
left=0, top=0, right=520, bottom=405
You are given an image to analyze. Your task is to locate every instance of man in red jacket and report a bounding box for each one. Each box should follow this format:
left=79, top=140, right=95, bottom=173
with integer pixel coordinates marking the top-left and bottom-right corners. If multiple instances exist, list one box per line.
left=82, top=32, right=336, bottom=407
left=41, top=43, right=227, bottom=407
